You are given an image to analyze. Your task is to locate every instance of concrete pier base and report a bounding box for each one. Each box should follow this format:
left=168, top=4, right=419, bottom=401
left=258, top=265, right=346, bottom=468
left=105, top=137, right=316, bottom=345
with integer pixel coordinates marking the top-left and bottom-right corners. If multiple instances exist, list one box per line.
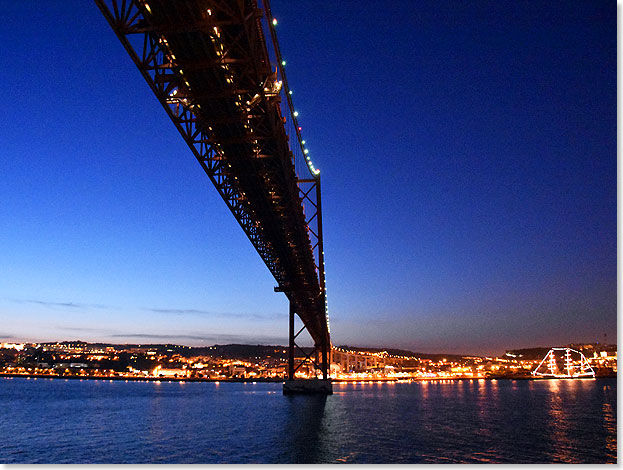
left=283, top=379, right=333, bottom=395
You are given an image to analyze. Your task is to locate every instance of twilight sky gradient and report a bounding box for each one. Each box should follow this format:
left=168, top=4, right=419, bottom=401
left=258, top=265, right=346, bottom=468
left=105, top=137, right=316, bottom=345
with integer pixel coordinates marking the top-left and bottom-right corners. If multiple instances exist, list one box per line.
left=0, top=1, right=616, bottom=355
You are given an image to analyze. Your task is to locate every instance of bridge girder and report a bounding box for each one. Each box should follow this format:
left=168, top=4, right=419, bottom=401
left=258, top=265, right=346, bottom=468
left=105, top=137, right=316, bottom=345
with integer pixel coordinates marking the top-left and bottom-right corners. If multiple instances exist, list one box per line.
left=95, top=0, right=330, bottom=349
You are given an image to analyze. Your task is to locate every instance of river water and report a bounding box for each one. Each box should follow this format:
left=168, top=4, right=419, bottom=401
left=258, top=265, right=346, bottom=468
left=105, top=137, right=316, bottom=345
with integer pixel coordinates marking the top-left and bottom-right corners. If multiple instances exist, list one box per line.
left=0, top=377, right=616, bottom=463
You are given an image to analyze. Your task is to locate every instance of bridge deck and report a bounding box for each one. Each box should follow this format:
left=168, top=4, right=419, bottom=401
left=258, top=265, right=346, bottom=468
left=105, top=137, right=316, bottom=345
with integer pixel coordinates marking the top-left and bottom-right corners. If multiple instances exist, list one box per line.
left=96, top=0, right=329, bottom=347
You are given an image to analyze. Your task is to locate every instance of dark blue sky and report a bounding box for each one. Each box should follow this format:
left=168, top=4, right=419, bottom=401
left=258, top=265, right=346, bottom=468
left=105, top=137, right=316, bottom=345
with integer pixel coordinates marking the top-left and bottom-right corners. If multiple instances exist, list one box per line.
left=0, top=1, right=616, bottom=354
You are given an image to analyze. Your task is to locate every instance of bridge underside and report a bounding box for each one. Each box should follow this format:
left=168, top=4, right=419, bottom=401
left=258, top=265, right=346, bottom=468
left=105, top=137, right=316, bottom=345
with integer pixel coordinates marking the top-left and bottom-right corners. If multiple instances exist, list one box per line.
left=96, top=0, right=331, bottom=386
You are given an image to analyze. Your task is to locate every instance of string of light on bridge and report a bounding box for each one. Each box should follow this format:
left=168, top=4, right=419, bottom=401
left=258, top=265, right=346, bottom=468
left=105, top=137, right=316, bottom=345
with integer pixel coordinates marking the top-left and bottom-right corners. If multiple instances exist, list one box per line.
left=270, top=16, right=320, bottom=177
left=265, top=5, right=330, bottom=337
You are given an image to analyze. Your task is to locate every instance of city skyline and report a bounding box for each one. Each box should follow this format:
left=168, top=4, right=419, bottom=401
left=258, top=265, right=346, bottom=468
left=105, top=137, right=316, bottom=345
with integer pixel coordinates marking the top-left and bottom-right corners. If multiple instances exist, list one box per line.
left=0, top=1, right=616, bottom=355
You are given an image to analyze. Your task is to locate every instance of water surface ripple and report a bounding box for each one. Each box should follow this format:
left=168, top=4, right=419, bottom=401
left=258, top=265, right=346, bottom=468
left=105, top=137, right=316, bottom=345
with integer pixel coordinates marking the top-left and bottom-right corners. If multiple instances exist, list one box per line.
left=0, top=377, right=616, bottom=463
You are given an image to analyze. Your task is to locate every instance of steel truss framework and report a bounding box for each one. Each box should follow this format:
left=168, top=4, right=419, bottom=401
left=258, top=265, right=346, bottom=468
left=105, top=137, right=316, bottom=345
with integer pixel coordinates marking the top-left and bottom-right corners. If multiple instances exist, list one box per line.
left=95, top=0, right=329, bottom=379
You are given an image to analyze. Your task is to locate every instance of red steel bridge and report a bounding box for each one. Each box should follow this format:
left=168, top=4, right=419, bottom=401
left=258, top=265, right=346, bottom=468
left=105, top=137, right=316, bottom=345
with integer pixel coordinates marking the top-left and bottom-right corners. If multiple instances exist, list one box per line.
left=95, top=0, right=331, bottom=392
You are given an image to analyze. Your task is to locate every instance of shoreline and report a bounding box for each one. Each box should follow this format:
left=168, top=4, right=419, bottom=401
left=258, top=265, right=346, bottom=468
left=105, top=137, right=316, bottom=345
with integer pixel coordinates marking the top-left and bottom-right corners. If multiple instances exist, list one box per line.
left=0, top=373, right=615, bottom=383
left=0, top=373, right=281, bottom=383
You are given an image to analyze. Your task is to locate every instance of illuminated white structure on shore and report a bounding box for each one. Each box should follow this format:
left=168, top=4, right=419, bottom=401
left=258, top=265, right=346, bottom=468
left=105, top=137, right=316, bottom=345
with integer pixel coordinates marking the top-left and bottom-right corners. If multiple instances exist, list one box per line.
left=532, top=348, right=595, bottom=378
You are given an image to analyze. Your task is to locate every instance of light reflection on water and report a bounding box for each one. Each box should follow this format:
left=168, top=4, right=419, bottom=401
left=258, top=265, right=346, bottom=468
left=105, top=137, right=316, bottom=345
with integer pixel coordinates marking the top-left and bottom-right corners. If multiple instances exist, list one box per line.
left=0, top=377, right=616, bottom=463
left=603, top=401, right=616, bottom=456
left=545, top=379, right=574, bottom=463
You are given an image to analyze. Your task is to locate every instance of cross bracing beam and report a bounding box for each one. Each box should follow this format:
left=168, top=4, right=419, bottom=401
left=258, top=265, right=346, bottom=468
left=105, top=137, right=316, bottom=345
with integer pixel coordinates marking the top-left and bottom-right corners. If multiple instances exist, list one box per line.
left=95, top=0, right=329, bottom=348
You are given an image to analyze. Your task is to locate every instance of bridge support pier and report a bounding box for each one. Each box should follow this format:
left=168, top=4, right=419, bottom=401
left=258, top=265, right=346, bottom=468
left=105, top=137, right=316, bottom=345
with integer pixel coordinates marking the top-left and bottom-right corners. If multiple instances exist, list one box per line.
left=283, top=379, right=332, bottom=395
left=283, top=300, right=332, bottom=395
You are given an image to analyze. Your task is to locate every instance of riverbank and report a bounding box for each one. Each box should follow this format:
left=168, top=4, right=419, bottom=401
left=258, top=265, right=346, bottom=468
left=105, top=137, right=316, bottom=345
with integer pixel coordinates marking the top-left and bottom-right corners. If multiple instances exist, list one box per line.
left=0, top=372, right=615, bottom=383
left=0, top=373, right=281, bottom=383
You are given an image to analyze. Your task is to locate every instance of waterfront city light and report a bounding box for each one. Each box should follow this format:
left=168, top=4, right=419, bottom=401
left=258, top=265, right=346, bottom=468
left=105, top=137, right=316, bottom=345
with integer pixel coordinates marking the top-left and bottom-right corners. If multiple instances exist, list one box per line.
left=0, top=341, right=615, bottom=382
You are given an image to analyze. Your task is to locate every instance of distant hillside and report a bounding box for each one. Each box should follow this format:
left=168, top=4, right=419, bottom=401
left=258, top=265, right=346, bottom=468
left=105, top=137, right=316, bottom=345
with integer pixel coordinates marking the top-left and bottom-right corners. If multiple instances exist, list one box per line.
left=195, top=344, right=290, bottom=359
left=506, top=343, right=617, bottom=361
left=504, top=347, right=552, bottom=360
left=44, top=340, right=615, bottom=362
left=39, top=341, right=317, bottom=358
left=336, top=345, right=466, bottom=361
